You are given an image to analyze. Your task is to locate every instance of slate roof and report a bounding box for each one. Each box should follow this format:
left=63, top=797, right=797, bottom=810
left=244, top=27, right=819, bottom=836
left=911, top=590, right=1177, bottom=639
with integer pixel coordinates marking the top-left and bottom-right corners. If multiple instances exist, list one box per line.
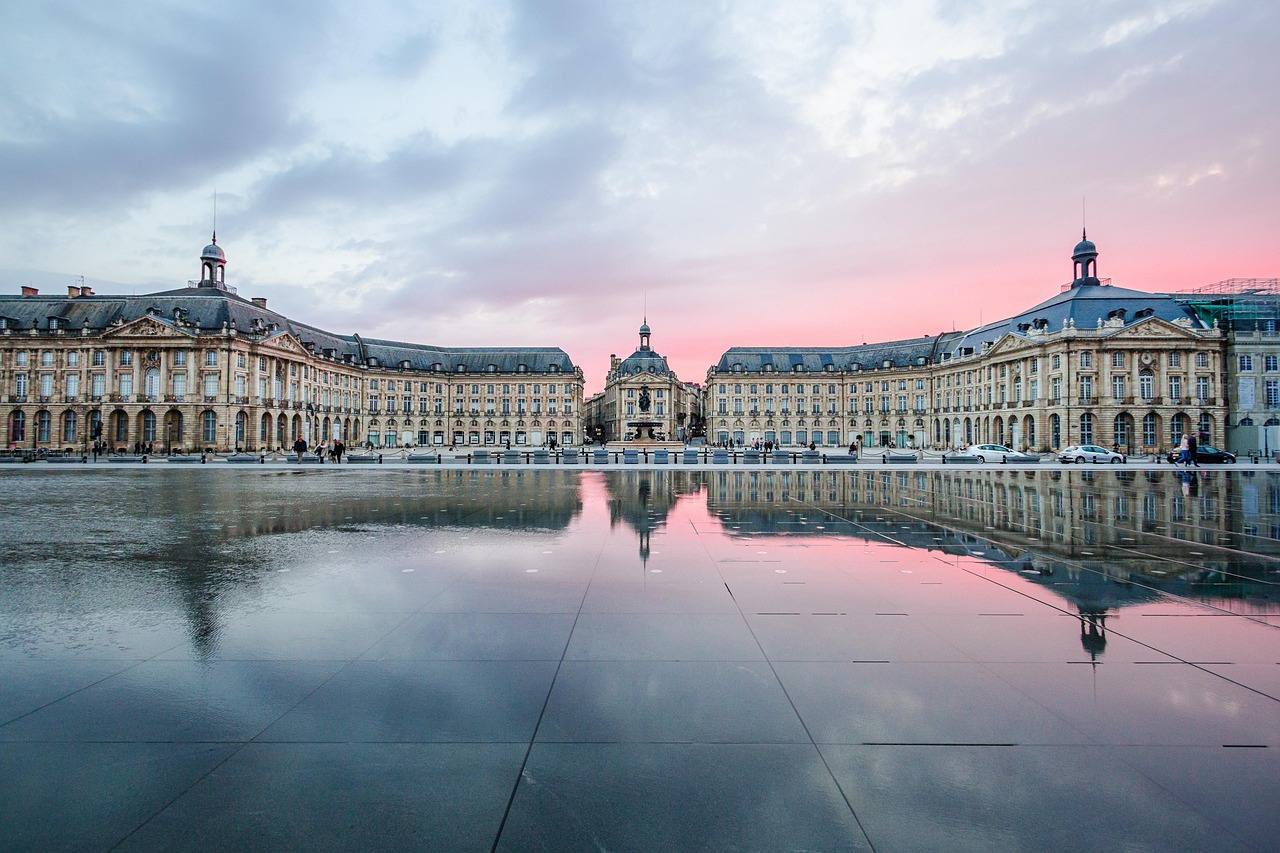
left=0, top=285, right=577, bottom=372
left=713, top=333, right=966, bottom=373
left=948, top=281, right=1205, bottom=356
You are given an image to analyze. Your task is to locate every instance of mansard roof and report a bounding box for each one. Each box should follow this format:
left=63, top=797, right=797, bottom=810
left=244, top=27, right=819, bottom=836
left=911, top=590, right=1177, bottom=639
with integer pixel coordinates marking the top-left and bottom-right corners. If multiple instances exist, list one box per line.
left=949, top=281, right=1206, bottom=356
left=0, top=286, right=578, bottom=372
left=714, top=333, right=964, bottom=373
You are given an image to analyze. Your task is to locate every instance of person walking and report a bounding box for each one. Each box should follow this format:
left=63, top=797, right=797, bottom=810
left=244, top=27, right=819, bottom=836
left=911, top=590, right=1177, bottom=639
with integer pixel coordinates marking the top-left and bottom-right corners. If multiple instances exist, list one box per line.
left=1187, top=433, right=1200, bottom=467
left=1177, top=433, right=1191, bottom=468
left=293, top=436, right=307, bottom=463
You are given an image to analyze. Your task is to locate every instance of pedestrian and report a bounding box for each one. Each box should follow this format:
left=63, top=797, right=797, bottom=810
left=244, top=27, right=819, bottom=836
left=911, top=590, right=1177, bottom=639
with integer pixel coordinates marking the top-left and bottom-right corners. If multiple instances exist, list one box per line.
left=1177, top=433, right=1191, bottom=468
left=334, top=439, right=344, bottom=463
left=315, top=439, right=327, bottom=463
left=293, top=436, right=307, bottom=462
left=847, top=440, right=856, bottom=456
left=1187, top=433, right=1200, bottom=467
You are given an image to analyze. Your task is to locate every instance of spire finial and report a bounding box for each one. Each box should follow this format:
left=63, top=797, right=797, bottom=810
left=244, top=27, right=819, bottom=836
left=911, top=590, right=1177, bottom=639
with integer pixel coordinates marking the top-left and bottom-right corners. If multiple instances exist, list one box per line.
left=213, top=190, right=218, bottom=244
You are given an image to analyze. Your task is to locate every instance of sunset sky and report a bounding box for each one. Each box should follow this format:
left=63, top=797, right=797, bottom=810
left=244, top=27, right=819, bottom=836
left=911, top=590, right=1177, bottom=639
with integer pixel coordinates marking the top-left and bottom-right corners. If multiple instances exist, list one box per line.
left=2, top=1, right=1277, bottom=392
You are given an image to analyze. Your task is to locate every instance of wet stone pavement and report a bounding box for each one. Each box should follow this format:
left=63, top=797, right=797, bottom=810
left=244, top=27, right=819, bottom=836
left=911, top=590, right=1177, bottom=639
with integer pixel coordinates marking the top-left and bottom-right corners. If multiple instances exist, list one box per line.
left=1, top=467, right=1278, bottom=852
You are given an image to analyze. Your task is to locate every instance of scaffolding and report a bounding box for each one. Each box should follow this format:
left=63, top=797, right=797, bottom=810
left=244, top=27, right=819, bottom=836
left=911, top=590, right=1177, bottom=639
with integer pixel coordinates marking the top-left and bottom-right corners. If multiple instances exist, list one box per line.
left=1174, top=278, right=1280, bottom=330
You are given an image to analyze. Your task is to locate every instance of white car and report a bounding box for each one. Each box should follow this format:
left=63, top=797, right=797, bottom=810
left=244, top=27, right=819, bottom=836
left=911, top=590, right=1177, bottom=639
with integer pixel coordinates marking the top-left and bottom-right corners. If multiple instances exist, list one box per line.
left=964, top=443, right=1019, bottom=462
left=1058, top=444, right=1125, bottom=464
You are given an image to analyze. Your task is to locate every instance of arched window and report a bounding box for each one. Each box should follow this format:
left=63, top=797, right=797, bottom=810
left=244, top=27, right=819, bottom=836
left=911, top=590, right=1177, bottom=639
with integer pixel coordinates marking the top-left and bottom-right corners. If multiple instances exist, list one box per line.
left=1114, top=414, right=1131, bottom=448
left=202, top=411, right=217, bottom=444
left=1139, top=370, right=1155, bottom=400
left=144, top=368, right=160, bottom=398
left=9, top=410, right=25, bottom=442
left=1170, top=413, right=1187, bottom=445
left=1198, top=413, right=1213, bottom=443
left=1142, top=413, right=1158, bottom=447
left=1079, top=413, right=1094, bottom=445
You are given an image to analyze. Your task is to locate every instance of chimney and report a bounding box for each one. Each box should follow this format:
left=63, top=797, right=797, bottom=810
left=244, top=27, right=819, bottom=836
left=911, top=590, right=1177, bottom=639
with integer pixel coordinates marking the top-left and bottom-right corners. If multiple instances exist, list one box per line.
left=81, top=285, right=94, bottom=296
left=21, top=286, right=38, bottom=297
left=68, top=285, right=82, bottom=298
left=251, top=297, right=267, bottom=309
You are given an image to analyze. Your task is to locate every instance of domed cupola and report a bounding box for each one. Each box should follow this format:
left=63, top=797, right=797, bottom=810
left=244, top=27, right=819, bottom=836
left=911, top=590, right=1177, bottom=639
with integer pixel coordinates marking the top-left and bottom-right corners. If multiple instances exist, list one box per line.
left=638, top=319, right=652, bottom=351
left=199, top=233, right=227, bottom=289
left=1071, top=230, right=1098, bottom=286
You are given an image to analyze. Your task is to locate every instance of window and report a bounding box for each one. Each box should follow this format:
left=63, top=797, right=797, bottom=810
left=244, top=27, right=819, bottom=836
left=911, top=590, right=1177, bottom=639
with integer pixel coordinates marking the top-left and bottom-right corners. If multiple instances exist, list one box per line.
left=120, top=374, right=133, bottom=397
left=237, top=353, right=246, bottom=368
left=1196, top=352, right=1208, bottom=368
left=1111, top=352, right=1124, bottom=368
left=1142, top=413, right=1158, bottom=447
left=40, top=374, right=53, bottom=398
left=1197, top=376, right=1210, bottom=401
left=120, top=351, right=133, bottom=366
left=62, top=411, right=76, bottom=443
left=1112, top=375, right=1125, bottom=400
left=1168, top=376, right=1181, bottom=401
left=1266, top=355, right=1279, bottom=372
left=1079, top=352, right=1092, bottom=368
left=202, top=411, right=217, bottom=443
left=1168, top=352, right=1181, bottom=367
left=67, top=351, right=79, bottom=367
left=203, top=375, right=218, bottom=398
left=15, top=351, right=28, bottom=366
left=174, top=351, right=187, bottom=367
left=1051, top=354, right=1060, bottom=370
left=93, top=350, right=105, bottom=366
left=1139, top=371, right=1155, bottom=400
left=1240, top=355, right=1254, bottom=372
left=91, top=374, right=104, bottom=397
left=1267, top=380, right=1280, bottom=409
left=40, top=351, right=54, bottom=366
left=65, top=374, right=79, bottom=398
left=37, top=410, right=51, bottom=442
left=1079, top=413, right=1094, bottom=444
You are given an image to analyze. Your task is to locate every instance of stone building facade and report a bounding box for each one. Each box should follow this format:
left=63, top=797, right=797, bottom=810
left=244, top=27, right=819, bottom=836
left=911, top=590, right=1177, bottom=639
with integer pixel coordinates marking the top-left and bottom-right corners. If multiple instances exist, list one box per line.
left=705, top=235, right=1230, bottom=454
left=583, top=321, right=702, bottom=443
left=0, top=237, right=584, bottom=453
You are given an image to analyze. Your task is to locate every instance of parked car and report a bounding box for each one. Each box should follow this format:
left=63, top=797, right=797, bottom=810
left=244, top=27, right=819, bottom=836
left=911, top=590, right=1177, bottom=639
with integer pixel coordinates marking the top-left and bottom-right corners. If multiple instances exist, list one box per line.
left=963, top=443, right=1019, bottom=462
left=1058, top=445, right=1125, bottom=464
left=1165, top=445, right=1237, bottom=464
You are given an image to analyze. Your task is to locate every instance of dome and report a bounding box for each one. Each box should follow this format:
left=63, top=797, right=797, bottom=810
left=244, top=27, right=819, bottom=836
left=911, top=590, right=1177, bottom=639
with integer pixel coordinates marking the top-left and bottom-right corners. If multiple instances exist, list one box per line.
left=639, top=322, right=651, bottom=335
left=1072, top=233, right=1097, bottom=260
left=201, top=240, right=225, bottom=263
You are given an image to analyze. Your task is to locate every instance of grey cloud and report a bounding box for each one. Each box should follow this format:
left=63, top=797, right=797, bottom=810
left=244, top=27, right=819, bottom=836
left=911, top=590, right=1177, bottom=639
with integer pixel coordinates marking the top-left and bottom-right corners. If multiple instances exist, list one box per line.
left=0, top=0, right=333, bottom=212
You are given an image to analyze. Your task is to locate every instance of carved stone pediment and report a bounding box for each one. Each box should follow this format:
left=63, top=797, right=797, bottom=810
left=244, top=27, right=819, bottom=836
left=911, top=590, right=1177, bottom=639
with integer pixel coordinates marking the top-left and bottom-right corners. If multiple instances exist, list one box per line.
left=1110, top=316, right=1198, bottom=340
left=261, top=332, right=306, bottom=355
left=102, top=315, right=192, bottom=339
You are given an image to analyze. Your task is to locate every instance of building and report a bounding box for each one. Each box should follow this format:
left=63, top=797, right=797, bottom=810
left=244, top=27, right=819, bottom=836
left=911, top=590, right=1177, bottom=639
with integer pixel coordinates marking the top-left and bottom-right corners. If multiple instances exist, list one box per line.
left=0, top=237, right=584, bottom=453
left=705, top=234, right=1230, bottom=453
left=583, top=320, right=703, bottom=443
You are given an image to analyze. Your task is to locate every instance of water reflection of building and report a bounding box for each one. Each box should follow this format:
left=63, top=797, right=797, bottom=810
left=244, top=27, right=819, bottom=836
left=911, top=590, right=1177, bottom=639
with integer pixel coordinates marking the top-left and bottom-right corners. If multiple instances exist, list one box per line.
left=603, top=470, right=705, bottom=565
left=705, top=468, right=1280, bottom=620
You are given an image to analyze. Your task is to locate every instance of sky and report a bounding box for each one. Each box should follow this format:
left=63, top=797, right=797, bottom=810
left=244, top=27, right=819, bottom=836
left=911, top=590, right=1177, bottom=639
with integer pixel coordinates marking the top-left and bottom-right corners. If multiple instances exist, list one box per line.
left=1, top=0, right=1277, bottom=393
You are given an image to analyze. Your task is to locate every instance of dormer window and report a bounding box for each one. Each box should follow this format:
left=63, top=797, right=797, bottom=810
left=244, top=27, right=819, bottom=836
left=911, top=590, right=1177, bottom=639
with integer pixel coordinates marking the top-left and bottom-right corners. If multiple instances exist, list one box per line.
left=456, top=364, right=467, bottom=373
left=517, top=364, right=528, bottom=373
left=548, top=364, right=559, bottom=373
left=48, top=318, right=59, bottom=330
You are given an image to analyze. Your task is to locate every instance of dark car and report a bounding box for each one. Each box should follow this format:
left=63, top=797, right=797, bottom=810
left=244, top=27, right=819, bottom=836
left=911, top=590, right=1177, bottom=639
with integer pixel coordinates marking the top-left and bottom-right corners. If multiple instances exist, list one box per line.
left=1166, top=444, right=1237, bottom=464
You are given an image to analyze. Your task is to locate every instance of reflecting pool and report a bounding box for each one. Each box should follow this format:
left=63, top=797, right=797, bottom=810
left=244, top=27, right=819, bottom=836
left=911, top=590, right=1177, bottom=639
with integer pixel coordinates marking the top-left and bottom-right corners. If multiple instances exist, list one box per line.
left=2, top=468, right=1278, bottom=851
